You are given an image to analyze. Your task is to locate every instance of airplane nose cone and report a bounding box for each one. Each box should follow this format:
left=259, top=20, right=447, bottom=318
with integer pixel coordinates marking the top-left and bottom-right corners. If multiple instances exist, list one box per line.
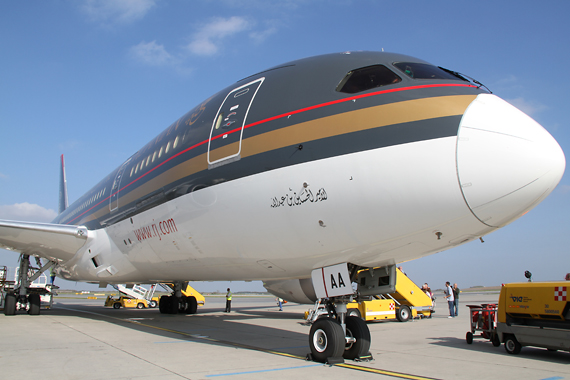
left=456, top=94, right=565, bottom=227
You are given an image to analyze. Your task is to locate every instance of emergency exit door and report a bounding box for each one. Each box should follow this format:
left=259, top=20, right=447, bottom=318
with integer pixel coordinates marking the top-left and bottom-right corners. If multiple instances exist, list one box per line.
left=207, top=77, right=264, bottom=169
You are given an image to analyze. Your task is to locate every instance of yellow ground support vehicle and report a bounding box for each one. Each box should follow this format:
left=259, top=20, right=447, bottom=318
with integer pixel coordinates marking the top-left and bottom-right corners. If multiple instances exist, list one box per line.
left=496, top=281, right=570, bottom=354
left=347, top=268, right=433, bottom=322
left=105, top=295, right=150, bottom=309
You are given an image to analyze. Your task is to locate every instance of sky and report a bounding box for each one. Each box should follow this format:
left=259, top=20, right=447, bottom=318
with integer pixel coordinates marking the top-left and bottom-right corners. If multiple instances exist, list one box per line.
left=1, top=0, right=569, bottom=292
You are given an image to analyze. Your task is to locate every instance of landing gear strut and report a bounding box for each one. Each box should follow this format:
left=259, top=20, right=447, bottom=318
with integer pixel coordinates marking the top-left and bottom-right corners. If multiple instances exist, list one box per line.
left=158, top=282, right=198, bottom=315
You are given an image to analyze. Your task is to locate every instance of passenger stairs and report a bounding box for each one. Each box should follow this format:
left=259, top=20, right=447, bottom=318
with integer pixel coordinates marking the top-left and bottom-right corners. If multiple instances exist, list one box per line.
left=113, top=283, right=205, bottom=306
left=114, top=284, right=154, bottom=300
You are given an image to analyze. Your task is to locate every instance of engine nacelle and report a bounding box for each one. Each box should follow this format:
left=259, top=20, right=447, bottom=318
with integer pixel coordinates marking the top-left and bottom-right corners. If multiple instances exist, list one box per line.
left=263, top=278, right=317, bottom=304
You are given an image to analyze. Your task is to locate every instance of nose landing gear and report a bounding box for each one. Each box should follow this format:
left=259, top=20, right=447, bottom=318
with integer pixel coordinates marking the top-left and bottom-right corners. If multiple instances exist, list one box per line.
left=306, top=297, right=372, bottom=363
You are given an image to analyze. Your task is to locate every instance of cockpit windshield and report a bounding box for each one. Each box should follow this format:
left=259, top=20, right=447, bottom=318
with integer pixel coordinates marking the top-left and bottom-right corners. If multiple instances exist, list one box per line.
left=336, top=65, right=402, bottom=94
left=393, top=62, right=467, bottom=81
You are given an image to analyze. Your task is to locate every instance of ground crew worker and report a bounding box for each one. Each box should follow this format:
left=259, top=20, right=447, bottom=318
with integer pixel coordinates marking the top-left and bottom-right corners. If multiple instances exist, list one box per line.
left=225, top=288, right=232, bottom=312
left=50, top=266, right=56, bottom=285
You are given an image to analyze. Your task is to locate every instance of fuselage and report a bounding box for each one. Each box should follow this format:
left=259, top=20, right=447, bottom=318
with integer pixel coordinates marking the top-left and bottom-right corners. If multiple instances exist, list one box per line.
left=51, top=51, right=565, bottom=285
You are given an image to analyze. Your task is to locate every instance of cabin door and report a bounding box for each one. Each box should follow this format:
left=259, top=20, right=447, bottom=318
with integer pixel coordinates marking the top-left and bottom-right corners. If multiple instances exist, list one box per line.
left=207, top=77, right=264, bottom=169
left=109, top=158, right=131, bottom=212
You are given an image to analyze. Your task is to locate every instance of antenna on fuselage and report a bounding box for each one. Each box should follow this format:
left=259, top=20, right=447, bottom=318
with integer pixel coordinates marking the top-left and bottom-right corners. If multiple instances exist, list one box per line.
left=58, top=154, right=69, bottom=214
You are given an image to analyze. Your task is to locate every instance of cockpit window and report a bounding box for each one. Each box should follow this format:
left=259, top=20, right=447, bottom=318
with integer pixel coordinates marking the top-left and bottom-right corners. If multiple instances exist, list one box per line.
left=336, top=65, right=401, bottom=94
left=393, top=62, right=465, bottom=81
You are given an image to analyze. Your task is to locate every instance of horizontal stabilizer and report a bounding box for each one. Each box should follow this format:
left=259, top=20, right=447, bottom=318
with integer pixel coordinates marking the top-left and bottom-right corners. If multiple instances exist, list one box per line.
left=0, top=219, right=88, bottom=262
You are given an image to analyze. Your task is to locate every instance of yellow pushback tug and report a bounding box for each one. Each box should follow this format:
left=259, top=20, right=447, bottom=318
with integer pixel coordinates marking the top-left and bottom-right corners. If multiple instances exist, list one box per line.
left=496, top=281, right=570, bottom=354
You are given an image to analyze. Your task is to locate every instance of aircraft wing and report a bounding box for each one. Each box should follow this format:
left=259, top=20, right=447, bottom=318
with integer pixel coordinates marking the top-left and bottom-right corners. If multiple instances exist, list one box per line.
left=0, top=220, right=88, bottom=262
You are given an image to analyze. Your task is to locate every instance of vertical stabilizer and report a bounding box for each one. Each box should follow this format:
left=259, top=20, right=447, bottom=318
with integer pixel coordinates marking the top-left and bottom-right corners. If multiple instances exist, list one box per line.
left=58, top=154, right=69, bottom=214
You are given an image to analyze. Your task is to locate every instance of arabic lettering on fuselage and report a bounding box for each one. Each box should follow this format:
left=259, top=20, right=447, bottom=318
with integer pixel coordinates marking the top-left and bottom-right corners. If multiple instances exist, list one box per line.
left=271, top=188, right=327, bottom=208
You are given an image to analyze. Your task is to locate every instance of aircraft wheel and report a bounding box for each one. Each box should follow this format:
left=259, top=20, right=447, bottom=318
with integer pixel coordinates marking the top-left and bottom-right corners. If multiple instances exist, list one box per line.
left=4, top=293, right=17, bottom=316
left=185, top=296, right=198, bottom=314
left=113, top=303, right=121, bottom=309
left=347, top=308, right=362, bottom=319
left=159, top=295, right=170, bottom=313
left=343, top=316, right=371, bottom=360
left=136, top=303, right=145, bottom=309
left=169, top=296, right=180, bottom=314
left=466, top=332, right=473, bottom=344
left=504, top=335, right=522, bottom=355
left=28, top=294, right=41, bottom=315
left=396, top=305, right=411, bottom=322
left=309, top=318, right=345, bottom=363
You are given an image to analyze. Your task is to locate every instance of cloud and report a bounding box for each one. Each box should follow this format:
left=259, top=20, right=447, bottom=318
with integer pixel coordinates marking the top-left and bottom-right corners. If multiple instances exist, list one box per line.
left=0, top=203, right=57, bottom=223
left=129, top=41, right=175, bottom=66
left=0, top=172, right=7, bottom=180
left=186, top=17, right=250, bottom=56
left=129, top=16, right=276, bottom=73
left=249, top=26, right=278, bottom=44
left=504, top=97, right=548, bottom=117
left=82, top=0, right=157, bottom=24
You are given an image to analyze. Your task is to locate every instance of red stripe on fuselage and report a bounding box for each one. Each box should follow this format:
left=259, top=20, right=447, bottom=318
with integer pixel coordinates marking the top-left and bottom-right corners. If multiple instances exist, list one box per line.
left=66, top=83, right=476, bottom=225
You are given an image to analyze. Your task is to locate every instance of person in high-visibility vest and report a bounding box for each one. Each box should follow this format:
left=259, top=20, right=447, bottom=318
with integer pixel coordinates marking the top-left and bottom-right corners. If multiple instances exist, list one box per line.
left=225, top=288, right=232, bottom=312
left=50, top=266, right=56, bottom=285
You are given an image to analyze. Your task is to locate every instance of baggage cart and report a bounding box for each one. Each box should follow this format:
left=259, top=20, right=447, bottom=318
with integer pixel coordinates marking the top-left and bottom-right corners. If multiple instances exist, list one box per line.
left=465, top=303, right=500, bottom=347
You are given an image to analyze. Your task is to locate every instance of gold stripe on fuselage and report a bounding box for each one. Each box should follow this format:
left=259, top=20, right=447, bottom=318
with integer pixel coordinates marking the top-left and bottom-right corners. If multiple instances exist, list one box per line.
left=82, top=94, right=476, bottom=225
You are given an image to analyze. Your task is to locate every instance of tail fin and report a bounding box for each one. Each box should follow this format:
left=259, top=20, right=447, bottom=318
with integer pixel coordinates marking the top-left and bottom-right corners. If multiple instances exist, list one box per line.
left=58, top=154, right=68, bottom=214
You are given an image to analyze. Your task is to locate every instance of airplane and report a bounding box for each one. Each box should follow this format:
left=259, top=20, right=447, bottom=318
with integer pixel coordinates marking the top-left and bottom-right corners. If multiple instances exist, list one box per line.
left=0, top=51, right=565, bottom=363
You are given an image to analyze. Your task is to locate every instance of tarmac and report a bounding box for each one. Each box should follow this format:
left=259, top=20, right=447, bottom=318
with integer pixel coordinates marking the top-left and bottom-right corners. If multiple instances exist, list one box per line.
left=0, top=292, right=567, bottom=380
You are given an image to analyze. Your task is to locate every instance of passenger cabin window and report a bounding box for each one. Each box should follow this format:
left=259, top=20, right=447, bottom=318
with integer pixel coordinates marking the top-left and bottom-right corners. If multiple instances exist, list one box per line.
left=337, top=65, right=401, bottom=94
left=393, top=62, right=465, bottom=81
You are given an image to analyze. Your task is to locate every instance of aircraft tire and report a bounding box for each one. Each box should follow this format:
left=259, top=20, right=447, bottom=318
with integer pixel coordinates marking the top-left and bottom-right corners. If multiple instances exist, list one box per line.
left=343, top=316, right=371, bottom=360
left=159, top=295, right=170, bottom=313
left=309, top=318, right=345, bottom=363
left=347, top=308, right=362, bottom=319
left=185, top=296, right=198, bottom=314
left=168, top=296, right=179, bottom=314
left=28, top=293, right=41, bottom=315
left=4, top=293, right=16, bottom=316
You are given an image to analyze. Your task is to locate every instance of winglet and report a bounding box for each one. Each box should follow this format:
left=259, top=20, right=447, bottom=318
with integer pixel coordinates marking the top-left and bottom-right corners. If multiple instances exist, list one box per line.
left=58, top=154, right=69, bottom=215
